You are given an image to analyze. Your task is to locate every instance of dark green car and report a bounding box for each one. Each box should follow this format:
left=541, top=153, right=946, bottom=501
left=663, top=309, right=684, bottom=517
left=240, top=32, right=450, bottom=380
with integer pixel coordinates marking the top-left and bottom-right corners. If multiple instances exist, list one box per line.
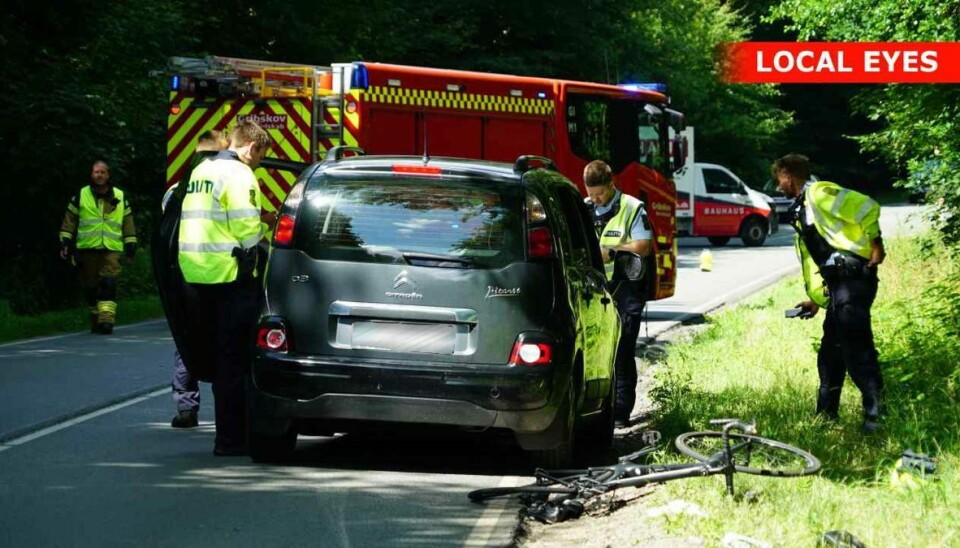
left=248, top=151, right=620, bottom=467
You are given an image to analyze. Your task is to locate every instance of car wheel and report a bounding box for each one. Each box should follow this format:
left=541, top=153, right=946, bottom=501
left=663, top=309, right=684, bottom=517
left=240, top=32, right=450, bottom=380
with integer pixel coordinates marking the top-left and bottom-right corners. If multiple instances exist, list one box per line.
left=708, top=236, right=730, bottom=247
left=529, top=381, right=578, bottom=469
left=740, top=217, right=767, bottom=247
left=249, top=426, right=297, bottom=463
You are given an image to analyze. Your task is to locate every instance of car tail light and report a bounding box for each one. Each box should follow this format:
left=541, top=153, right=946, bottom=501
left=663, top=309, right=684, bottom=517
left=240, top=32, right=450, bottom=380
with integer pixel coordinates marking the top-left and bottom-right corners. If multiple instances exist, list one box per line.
left=508, top=341, right=552, bottom=366
left=525, top=193, right=553, bottom=259
left=527, top=226, right=554, bottom=258
left=272, top=180, right=306, bottom=248
left=273, top=213, right=296, bottom=246
left=256, top=325, right=289, bottom=352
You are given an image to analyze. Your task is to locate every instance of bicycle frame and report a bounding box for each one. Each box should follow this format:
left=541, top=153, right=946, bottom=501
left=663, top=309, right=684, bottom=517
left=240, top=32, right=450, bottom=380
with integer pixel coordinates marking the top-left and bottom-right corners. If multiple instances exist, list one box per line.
left=538, top=420, right=753, bottom=496
left=468, top=418, right=820, bottom=524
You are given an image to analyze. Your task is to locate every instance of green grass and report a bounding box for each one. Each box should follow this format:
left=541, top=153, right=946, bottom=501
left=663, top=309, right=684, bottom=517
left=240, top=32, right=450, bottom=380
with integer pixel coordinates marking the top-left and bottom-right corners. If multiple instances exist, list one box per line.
left=0, top=296, right=164, bottom=343
left=642, top=235, right=960, bottom=546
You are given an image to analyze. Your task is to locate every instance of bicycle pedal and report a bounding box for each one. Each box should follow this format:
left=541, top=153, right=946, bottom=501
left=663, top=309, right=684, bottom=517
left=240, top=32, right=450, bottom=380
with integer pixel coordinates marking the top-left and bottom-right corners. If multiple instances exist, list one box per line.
left=641, top=430, right=662, bottom=446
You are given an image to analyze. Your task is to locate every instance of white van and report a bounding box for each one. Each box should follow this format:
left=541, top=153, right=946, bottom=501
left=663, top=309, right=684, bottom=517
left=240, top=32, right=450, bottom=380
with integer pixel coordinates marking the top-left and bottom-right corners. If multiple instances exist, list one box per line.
left=671, top=128, right=777, bottom=246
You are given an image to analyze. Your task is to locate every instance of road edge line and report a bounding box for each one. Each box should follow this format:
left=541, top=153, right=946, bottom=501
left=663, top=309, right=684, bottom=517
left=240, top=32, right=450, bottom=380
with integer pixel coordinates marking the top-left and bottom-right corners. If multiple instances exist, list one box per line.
left=465, top=475, right=524, bottom=547
left=0, top=383, right=168, bottom=449
left=644, top=263, right=799, bottom=342
left=0, top=319, right=168, bottom=348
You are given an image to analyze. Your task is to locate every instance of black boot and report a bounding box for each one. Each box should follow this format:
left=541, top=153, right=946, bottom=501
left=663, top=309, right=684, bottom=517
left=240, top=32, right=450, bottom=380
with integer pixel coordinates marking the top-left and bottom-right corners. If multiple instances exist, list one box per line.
left=171, top=410, right=199, bottom=428
left=861, top=389, right=882, bottom=434
left=816, top=386, right=841, bottom=421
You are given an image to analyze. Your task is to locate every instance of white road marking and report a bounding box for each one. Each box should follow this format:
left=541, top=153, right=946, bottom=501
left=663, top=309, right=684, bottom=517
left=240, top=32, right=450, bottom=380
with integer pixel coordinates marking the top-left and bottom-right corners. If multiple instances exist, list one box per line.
left=465, top=474, right=525, bottom=547
left=0, top=319, right=167, bottom=348
left=0, top=387, right=168, bottom=452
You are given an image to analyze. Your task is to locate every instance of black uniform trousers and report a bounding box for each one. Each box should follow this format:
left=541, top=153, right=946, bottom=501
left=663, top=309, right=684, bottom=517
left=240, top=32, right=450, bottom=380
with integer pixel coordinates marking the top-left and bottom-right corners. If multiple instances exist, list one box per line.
left=186, top=278, right=259, bottom=449
left=817, top=268, right=883, bottom=420
left=610, top=280, right=646, bottom=421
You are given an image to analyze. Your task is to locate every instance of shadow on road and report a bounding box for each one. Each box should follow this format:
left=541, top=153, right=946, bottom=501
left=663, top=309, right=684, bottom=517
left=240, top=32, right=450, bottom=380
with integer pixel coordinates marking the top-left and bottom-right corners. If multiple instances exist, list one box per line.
left=288, top=426, right=531, bottom=476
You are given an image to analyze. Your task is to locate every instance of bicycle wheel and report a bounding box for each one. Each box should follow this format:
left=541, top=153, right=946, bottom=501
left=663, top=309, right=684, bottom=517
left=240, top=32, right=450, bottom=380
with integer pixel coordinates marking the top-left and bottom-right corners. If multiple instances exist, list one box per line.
left=467, top=467, right=616, bottom=502
left=675, top=431, right=821, bottom=477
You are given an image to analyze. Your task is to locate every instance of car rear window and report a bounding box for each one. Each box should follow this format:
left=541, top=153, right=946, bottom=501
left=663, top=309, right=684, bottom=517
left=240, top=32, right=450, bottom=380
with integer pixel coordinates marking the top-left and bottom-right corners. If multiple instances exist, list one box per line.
left=295, top=175, right=524, bottom=268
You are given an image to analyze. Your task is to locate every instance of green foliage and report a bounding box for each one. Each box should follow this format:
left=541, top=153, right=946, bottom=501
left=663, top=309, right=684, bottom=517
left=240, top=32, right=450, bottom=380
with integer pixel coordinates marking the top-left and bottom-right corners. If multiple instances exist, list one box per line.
left=618, top=1, right=792, bottom=181
left=647, top=234, right=960, bottom=545
left=769, top=0, right=960, bottom=242
left=0, top=295, right=164, bottom=343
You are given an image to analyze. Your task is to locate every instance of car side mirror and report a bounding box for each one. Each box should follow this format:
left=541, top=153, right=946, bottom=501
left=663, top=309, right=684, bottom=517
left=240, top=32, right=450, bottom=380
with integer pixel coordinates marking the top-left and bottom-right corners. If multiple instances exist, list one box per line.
left=665, top=108, right=685, bottom=133
left=671, top=135, right=687, bottom=172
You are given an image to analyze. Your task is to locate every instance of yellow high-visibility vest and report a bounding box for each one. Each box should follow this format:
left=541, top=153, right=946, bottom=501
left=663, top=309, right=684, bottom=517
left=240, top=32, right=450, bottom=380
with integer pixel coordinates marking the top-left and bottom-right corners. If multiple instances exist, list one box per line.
left=806, top=181, right=881, bottom=258
left=178, top=156, right=263, bottom=284
left=794, top=181, right=881, bottom=306
left=596, top=193, right=642, bottom=281
left=75, top=186, right=130, bottom=252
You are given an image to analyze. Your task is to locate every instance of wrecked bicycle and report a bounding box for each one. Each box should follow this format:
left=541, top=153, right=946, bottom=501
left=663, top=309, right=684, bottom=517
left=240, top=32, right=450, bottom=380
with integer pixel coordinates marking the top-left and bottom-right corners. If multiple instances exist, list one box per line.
left=468, top=419, right=821, bottom=523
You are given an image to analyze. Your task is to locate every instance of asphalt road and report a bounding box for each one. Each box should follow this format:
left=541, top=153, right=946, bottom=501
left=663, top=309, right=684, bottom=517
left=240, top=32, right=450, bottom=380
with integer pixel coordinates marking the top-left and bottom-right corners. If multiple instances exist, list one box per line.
left=0, top=204, right=924, bottom=547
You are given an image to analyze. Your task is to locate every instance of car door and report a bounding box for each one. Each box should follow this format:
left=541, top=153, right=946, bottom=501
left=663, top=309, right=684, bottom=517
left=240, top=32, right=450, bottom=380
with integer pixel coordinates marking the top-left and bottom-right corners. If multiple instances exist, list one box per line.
left=697, top=166, right=750, bottom=235
left=555, top=185, right=616, bottom=407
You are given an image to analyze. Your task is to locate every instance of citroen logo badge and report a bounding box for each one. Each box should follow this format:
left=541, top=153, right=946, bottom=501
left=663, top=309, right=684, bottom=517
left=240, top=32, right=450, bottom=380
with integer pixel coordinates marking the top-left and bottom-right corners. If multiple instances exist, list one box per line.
left=393, top=270, right=415, bottom=290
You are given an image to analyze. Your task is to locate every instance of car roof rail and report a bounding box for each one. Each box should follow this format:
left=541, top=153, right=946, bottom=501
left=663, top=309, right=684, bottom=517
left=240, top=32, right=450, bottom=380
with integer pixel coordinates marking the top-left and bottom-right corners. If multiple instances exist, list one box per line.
left=322, top=146, right=366, bottom=164
left=514, top=155, right=557, bottom=175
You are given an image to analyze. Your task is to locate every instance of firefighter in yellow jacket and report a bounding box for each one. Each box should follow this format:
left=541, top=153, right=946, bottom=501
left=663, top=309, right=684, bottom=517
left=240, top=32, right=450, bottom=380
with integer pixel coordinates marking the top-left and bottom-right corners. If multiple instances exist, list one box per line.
left=59, top=161, right=137, bottom=335
left=773, top=153, right=885, bottom=433
left=178, top=120, right=270, bottom=456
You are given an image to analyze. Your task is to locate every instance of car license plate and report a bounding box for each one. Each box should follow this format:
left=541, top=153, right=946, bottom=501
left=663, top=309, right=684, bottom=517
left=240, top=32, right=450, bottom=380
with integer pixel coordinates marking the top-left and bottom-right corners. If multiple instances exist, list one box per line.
left=351, top=321, right=457, bottom=354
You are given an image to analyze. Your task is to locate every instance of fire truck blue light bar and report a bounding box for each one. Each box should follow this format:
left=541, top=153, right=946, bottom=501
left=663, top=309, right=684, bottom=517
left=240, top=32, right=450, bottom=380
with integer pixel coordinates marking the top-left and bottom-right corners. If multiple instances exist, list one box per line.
left=621, top=83, right=667, bottom=93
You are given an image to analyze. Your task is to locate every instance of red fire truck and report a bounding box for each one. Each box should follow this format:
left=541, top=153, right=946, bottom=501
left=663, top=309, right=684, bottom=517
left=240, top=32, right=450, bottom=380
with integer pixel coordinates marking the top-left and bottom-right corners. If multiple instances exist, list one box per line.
left=166, top=57, right=685, bottom=300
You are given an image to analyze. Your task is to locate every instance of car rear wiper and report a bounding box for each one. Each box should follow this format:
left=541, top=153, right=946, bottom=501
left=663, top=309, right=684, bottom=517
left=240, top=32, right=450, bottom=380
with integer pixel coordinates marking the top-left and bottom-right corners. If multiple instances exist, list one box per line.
left=402, top=252, right=476, bottom=268
left=361, top=246, right=408, bottom=264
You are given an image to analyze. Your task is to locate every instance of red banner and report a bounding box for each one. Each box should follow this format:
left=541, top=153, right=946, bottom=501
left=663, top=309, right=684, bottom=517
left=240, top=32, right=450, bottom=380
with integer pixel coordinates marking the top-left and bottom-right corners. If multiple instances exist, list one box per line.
left=721, top=42, right=960, bottom=83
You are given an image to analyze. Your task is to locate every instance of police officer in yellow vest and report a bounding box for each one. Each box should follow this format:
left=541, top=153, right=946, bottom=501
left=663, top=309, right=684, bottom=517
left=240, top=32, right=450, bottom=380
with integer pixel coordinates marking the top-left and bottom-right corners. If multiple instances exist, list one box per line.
left=178, top=120, right=271, bottom=456
left=773, top=153, right=886, bottom=433
left=584, top=160, right=653, bottom=429
left=59, top=161, right=137, bottom=335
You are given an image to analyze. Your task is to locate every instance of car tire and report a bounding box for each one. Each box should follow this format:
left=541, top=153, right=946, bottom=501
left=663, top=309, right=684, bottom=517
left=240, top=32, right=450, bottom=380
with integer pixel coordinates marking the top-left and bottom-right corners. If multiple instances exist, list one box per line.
left=529, top=381, right=578, bottom=469
left=707, top=236, right=730, bottom=247
left=740, top=217, right=767, bottom=247
left=249, top=426, right=297, bottom=463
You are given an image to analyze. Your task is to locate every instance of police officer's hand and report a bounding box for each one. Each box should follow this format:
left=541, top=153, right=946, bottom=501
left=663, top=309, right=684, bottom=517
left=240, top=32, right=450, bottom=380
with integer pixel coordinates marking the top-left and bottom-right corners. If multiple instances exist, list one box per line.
left=59, top=240, right=74, bottom=261
left=124, top=243, right=137, bottom=262
left=260, top=210, right=278, bottom=230
left=796, top=300, right=819, bottom=319
left=602, top=246, right=615, bottom=263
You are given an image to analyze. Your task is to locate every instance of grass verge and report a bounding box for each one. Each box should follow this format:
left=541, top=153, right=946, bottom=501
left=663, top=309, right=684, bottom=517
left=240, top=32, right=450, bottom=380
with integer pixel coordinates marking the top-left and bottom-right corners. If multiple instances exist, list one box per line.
left=0, top=296, right=164, bottom=343
left=643, top=234, right=960, bottom=546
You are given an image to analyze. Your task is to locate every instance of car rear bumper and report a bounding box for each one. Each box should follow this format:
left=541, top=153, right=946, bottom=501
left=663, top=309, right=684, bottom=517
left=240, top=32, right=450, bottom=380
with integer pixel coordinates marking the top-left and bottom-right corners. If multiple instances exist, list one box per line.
left=249, top=351, right=560, bottom=435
